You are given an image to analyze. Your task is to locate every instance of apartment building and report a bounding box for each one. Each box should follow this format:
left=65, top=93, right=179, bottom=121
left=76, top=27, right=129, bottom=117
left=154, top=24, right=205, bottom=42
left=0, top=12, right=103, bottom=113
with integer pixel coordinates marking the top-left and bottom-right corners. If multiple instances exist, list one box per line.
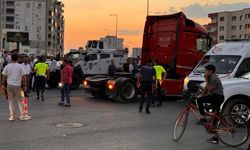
left=1, top=0, right=64, bottom=56
left=46, top=0, right=64, bottom=56
left=206, top=8, right=250, bottom=45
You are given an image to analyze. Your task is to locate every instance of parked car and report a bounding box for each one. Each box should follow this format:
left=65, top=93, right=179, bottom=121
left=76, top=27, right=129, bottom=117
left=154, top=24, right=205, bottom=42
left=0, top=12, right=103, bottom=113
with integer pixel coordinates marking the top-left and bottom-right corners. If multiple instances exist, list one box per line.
left=200, top=72, right=250, bottom=124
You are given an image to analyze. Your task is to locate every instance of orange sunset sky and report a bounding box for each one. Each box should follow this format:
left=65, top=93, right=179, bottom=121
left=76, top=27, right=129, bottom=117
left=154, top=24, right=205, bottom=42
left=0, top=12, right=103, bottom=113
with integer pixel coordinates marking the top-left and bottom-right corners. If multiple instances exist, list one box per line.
left=61, top=0, right=250, bottom=52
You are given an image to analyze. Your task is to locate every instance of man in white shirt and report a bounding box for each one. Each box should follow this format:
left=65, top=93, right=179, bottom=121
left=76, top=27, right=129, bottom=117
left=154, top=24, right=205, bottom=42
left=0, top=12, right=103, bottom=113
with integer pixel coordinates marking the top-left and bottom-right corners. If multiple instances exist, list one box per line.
left=1, top=54, right=31, bottom=121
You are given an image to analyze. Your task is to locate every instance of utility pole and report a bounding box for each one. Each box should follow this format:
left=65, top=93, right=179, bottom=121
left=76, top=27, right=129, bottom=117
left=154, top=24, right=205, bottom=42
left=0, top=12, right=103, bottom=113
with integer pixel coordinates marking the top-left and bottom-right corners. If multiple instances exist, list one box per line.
left=147, top=0, right=149, bottom=16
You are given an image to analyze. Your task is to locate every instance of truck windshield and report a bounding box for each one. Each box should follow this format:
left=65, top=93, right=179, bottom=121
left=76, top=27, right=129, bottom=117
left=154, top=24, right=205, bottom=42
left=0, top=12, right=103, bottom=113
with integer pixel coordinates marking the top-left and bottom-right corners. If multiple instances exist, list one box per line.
left=193, top=55, right=241, bottom=74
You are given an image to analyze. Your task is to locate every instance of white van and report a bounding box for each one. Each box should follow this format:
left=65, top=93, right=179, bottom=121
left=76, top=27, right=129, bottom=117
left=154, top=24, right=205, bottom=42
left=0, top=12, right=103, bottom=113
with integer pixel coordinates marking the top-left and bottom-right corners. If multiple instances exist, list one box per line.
left=184, top=40, right=250, bottom=93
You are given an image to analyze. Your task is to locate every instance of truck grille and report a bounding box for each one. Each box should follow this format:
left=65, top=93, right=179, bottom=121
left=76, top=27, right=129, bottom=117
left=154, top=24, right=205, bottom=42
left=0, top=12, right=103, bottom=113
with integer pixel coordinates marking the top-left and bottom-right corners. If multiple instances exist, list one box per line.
left=187, top=81, right=204, bottom=93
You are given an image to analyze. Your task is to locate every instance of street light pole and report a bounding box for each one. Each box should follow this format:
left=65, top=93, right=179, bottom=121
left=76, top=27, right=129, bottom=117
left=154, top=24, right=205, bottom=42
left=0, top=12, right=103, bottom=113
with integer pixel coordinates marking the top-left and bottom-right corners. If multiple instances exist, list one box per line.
left=147, top=0, right=149, bottom=16
left=110, top=14, right=118, bottom=49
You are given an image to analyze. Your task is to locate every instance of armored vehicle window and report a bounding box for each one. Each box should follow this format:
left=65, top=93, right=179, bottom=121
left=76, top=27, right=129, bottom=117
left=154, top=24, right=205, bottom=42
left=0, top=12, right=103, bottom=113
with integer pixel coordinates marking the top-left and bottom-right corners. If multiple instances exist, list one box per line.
left=92, top=41, right=98, bottom=48
left=99, top=42, right=104, bottom=49
left=85, top=54, right=97, bottom=62
left=113, top=54, right=124, bottom=58
left=100, top=54, right=110, bottom=59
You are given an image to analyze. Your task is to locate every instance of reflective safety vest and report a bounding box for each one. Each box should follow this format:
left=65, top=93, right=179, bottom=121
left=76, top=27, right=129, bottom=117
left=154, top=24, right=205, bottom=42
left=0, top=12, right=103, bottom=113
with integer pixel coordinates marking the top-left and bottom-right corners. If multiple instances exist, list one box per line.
left=153, top=65, right=166, bottom=80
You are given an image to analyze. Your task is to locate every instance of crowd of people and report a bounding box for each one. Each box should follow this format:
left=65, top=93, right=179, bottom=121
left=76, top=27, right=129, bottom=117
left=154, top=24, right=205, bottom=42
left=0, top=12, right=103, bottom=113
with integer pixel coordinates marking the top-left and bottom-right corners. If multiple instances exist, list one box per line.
left=108, top=57, right=167, bottom=114
left=1, top=49, right=73, bottom=121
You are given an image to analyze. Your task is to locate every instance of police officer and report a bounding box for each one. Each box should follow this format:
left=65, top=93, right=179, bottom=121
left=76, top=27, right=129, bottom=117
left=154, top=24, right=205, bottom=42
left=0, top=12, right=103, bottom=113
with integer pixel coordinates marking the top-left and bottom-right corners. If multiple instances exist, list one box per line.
left=34, top=56, right=50, bottom=101
left=138, top=58, right=156, bottom=114
left=152, top=58, right=167, bottom=107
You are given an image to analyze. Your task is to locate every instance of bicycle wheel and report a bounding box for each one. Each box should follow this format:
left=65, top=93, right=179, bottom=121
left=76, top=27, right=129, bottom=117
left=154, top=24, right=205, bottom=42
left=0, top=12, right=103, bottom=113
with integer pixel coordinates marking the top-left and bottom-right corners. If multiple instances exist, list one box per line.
left=216, top=114, right=249, bottom=147
left=173, top=111, right=189, bottom=141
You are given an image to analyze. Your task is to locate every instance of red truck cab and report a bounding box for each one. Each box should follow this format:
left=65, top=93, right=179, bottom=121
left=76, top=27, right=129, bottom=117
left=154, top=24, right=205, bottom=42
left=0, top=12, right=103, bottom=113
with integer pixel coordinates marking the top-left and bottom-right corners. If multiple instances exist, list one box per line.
left=141, top=12, right=211, bottom=96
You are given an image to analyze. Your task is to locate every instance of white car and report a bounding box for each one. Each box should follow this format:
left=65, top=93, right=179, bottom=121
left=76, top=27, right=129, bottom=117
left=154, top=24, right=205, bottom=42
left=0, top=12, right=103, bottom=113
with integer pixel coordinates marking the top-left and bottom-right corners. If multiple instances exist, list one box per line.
left=221, top=72, right=250, bottom=124
left=201, top=72, right=250, bottom=124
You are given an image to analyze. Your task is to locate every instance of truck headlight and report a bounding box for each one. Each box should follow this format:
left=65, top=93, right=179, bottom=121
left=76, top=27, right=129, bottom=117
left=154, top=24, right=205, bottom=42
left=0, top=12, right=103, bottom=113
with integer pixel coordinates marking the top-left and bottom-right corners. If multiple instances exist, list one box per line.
left=83, top=80, right=88, bottom=87
left=184, top=76, right=189, bottom=86
left=58, top=82, right=62, bottom=87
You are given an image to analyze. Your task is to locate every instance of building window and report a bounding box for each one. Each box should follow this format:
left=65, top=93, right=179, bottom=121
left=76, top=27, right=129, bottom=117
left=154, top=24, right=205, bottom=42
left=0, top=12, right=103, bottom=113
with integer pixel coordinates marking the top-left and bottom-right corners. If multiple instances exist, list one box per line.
left=6, top=8, right=14, bottom=14
left=220, top=17, right=225, bottom=22
left=6, top=16, right=14, bottom=22
left=48, top=34, right=51, bottom=38
left=6, top=24, right=14, bottom=29
left=231, top=26, right=236, bottom=30
left=219, top=26, right=224, bottom=31
left=6, top=1, right=14, bottom=6
left=26, top=3, right=30, bottom=8
left=240, top=25, right=243, bottom=30
left=240, top=15, right=243, bottom=20
left=16, top=2, right=21, bottom=7
left=232, top=16, right=236, bottom=21
left=245, top=14, right=250, bottom=19
left=245, top=34, right=250, bottom=39
left=37, top=34, right=41, bottom=40
left=239, top=35, right=242, bottom=39
left=38, top=3, right=42, bottom=9
left=25, top=26, right=28, bottom=31
left=245, top=24, right=250, bottom=29
left=219, top=36, right=224, bottom=40
left=231, top=35, right=236, bottom=39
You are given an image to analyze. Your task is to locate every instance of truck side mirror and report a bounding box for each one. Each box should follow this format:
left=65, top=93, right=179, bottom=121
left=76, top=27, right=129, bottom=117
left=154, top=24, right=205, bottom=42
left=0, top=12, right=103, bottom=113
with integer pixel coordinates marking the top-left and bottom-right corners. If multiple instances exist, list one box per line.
left=196, top=39, right=203, bottom=51
left=196, top=38, right=208, bottom=52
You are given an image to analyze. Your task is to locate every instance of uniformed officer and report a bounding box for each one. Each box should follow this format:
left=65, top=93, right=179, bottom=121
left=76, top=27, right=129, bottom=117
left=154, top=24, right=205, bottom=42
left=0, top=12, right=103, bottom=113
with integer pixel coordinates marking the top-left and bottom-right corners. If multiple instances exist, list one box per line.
left=152, top=58, right=167, bottom=107
left=34, top=56, right=50, bottom=101
left=138, top=58, right=156, bottom=114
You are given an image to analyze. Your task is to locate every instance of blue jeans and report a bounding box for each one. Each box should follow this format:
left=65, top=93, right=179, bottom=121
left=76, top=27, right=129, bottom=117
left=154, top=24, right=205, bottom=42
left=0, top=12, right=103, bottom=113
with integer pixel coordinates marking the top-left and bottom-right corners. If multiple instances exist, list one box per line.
left=61, top=84, right=70, bottom=104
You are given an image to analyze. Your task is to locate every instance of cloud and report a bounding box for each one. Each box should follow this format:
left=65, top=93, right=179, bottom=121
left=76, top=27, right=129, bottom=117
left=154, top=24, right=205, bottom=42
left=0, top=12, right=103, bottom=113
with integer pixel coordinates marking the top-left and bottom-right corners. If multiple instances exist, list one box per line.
left=183, top=2, right=250, bottom=18
left=168, top=7, right=178, bottom=14
left=153, top=2, right=250, bottom=18
left=118, top=30, right=142, bottom=35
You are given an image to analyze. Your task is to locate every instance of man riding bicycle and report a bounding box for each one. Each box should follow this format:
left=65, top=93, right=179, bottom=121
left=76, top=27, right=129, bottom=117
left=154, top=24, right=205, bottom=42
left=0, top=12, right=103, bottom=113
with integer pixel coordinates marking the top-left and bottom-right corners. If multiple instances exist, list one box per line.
left=196, top=64, right=224, bottom=144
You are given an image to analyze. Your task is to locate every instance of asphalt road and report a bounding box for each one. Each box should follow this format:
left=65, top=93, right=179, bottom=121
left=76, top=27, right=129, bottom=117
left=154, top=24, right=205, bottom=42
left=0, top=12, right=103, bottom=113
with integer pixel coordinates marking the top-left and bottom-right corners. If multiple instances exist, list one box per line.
left=0, top=88, right=248, bottom=150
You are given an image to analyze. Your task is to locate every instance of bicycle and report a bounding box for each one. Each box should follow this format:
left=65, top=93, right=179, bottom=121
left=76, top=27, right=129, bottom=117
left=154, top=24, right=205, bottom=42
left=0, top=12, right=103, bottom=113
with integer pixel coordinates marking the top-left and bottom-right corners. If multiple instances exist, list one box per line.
left=173, top=91, right=249, bottom=147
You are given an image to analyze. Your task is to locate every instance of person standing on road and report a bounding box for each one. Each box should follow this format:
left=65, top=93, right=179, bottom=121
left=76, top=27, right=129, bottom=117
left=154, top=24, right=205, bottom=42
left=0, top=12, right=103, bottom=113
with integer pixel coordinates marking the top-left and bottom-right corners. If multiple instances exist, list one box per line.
left=123, top=58, right=131, bottom=73
left=108, top=59, right=116, bottom=76
left=138, top=58, right=156, bottom=114
left=34, top=56, right=50, bottom=101
left=58, top=58, right=73, bottom=107
left=47, top=57, right=58, bottom=89
left=152, top=58, right=167, bottom=107
left=131, top=58, right=139, bottom=78
left=1, top=54, right=31, bottom=121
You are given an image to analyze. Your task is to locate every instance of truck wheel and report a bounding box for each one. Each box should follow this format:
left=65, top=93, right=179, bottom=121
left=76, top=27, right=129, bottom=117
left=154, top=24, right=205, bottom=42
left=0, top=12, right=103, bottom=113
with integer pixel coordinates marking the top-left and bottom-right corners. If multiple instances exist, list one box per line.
left=116, top=80, right=137, bottom=103
left=223, top=98, right=250, bottom=125
left=70, top=74, right=80, bottom=90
